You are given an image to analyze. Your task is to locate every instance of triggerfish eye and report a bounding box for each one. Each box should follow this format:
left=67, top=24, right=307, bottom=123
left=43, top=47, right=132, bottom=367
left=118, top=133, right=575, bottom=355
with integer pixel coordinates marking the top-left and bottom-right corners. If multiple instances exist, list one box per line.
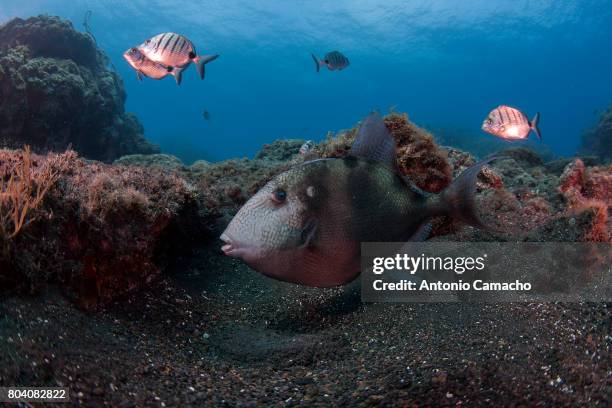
left=272, top=189, right=287, bottom=203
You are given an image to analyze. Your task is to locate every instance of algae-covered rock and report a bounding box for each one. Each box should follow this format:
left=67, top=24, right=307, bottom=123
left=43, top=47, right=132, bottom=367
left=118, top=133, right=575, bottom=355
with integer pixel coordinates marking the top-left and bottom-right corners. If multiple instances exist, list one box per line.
left=193, top=158, right=290, bottom=211
left=580, top=106, right=612, bottom=162
left=497, top=147, right=543, bottom=168
left=0, top=148, right=217, bottom=307
left=315, top=113, right=453, bottom=193
left=114, top=154, right=185, bottom=171
left=544, top=156, right=600, bottom=175
left=190, top=160, right=211, bottom=172
left=255, top=139, right=305, bottom=161
left=0, top=15, right=158, bottom=162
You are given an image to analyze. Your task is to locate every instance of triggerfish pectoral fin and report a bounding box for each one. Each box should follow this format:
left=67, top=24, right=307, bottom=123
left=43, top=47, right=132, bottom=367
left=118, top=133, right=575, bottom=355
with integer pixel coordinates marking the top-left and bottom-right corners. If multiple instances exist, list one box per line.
left=194, top=54, right=219, bottom=79
left=530, top=112, right=542, bottom=140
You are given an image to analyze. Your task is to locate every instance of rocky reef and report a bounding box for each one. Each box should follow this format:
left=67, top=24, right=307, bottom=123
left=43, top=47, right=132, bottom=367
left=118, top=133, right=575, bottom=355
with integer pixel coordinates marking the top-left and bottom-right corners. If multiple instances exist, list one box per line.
left=0, top=148, right=216, bottom=308
left=1, top=110, right=610, bottom=406
left=580, top=105, right=612, bottom=162
left=0, top=15, right=158, bottom=162
left=3, top=110, right=609, bottom=309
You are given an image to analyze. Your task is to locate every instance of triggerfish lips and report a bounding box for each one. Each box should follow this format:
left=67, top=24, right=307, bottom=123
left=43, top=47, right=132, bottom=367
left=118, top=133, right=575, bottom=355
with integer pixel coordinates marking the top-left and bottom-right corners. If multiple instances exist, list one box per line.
left=220, top=233, right=237, bottom=256
left=220, top=232, right=256, bottom=261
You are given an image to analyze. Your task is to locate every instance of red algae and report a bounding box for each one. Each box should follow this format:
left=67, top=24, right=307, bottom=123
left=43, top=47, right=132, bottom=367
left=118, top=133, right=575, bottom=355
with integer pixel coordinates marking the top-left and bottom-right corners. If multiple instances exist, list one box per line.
left=559, top=160, right=611, bottom=242
left=384, top=112, right=453, bottom=193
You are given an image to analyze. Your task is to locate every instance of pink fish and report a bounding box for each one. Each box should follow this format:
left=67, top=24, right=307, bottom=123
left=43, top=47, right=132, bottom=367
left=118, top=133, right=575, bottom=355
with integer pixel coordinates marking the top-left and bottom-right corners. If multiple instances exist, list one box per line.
left=123, top=47, right=173, bottom=81
left=482, top=105, right=541, bottom=141
left=138, top=32, right=218, bottom=84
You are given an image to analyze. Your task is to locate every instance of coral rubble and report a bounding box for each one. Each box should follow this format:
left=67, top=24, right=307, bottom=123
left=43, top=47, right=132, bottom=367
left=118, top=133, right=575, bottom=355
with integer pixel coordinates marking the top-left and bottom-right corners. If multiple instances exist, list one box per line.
left=0, top=16, right=158, bottom=162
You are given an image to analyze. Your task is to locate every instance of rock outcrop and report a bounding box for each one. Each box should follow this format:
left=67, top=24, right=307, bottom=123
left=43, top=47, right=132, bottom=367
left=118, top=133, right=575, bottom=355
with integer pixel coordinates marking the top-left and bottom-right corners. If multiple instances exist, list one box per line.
left=0, top=15, right=158, bottom=162
left=0, top=148, right=216, bottom=307
left=580, top=106, right=612, bottom=162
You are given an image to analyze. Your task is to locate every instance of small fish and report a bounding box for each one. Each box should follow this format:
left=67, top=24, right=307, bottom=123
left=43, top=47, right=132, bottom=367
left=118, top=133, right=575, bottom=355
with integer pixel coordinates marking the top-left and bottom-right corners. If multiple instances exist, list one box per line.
left=482, top=105, right=541, bottom=141
left=299, top=140, right=315, bottom=155
left=311, top=51, right=350, bottom=72
left=139, top=32, right=218, bottom=84
left=123, top=47, right=173, bottom=81
left=221, top=112, right=498, bottom=287
left=203, top=110, right=210, bottom=120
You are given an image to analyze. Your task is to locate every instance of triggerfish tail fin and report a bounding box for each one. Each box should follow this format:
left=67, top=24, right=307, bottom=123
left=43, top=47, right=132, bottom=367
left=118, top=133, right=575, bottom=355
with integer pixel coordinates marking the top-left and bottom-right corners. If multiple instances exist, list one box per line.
left=171, top=66, right=184, bottom=85
left=530, top=112, right=542, bottom=140
left=431, top=156, right=503, bottom=230
left=194, top=54, right=219, bottom=79
left=311, top=53, right=321, bottom=72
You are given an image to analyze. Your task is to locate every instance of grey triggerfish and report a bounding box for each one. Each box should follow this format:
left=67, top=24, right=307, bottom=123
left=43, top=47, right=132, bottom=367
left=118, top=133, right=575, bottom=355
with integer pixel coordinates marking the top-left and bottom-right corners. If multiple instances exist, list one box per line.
left=221, top=112, right=497, bottom=287
left=482, top=105, right=541, bottom=141
left=311, top=51, right=350, bottom=72
left=138, top=32, right=219, bottom=84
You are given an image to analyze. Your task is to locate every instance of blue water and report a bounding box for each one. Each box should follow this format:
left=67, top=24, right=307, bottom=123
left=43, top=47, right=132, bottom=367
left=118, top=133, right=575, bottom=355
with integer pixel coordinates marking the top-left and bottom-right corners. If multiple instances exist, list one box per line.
left=3, top=1, right=611, bottom=162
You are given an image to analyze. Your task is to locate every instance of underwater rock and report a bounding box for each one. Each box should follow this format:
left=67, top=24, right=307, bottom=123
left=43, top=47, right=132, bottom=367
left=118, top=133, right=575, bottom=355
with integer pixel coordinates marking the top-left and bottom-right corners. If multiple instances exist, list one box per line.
left=544, top=155, right=600, bottom=176
left=189, top=160, right=211, bottom=172
left=255, top=139, right=305, bottom=161
left=114, top=153, right=186, bottom=171
left=192, top=158, right=290, bottom=211
left=580, top=105, right=612, bottom=162
left=385, top=113, right=453, bottom=193
left=316, top=113, right=453, bottom=193
left=0, top=16, right=159, bottom=162
left=497, top=147, right=543, bottom=168
left=0, top=148, right=217, bottom=307
left=444, top=147, right=504, bottom=190
left=557, top=159, right=611, bottom=242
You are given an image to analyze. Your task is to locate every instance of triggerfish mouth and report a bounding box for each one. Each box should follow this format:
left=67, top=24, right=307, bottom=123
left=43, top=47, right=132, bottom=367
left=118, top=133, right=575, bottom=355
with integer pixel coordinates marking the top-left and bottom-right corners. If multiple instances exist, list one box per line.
left=221, top=112, right=498, bottom=287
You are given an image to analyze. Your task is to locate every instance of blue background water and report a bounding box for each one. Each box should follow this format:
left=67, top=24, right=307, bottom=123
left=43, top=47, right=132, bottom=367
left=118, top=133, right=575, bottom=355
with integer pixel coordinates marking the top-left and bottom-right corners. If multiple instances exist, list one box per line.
left=2, top=1, right=611, bottom=163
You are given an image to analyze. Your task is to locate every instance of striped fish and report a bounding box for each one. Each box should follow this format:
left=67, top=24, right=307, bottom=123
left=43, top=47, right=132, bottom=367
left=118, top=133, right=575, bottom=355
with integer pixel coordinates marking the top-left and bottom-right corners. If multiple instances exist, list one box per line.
left=311, top=51, right=350, bottom=72
left=123, top=47, right=172, bottom=81
left=138, top=32, right=219, bottom=84
left=299, top=140, right=315, bottom=155
left=482, top=105, right=541, bottom=141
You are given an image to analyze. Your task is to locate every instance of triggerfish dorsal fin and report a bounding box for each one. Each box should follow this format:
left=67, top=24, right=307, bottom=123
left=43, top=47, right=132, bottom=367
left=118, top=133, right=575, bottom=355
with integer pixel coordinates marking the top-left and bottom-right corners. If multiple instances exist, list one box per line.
left=349, top=112, right=397, bottom=169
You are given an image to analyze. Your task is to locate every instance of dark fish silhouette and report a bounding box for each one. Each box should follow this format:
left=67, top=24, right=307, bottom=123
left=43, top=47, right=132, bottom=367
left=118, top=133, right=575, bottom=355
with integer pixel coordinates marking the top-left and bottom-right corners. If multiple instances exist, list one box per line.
left=311, top=51, right=350, bottom=72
